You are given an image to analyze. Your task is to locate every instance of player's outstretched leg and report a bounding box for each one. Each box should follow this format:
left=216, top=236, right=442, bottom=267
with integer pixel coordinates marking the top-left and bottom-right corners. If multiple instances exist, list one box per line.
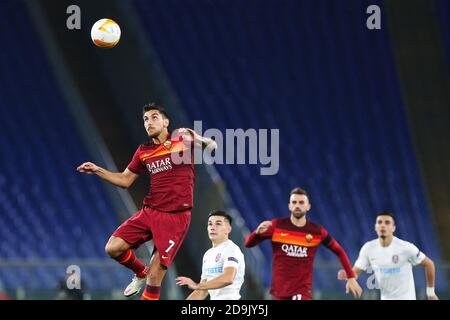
left=140, top=252, right=167, bottom=300
left=105, top=236, right=148, bottom=297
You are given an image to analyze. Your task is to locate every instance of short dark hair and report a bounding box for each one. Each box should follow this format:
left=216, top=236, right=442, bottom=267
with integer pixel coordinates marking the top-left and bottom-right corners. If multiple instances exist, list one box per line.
left=376, top=211, right=396, bottom=224
left=142, top=102, right=170, bottom=121
left=290, top=187, right=308, bottom=198
left=208, top=210, right=232, bottom=225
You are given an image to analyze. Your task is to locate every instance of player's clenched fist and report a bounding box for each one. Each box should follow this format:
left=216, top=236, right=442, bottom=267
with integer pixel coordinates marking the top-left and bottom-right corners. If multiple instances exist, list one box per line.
left=172, top=128, right=194, bottom=142
left=337, top=269, right=348, bottom=280
left=256, top=221, right=272, bottom=234
left=77, top=162, right=99, bottom=174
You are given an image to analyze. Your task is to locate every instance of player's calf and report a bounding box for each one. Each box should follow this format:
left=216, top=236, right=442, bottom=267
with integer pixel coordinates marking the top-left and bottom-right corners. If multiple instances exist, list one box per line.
left=105, top=237, right=148, bottom=297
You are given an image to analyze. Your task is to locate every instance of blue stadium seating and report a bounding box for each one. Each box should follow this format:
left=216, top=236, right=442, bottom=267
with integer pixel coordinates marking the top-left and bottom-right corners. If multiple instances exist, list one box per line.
left=0, top=0, right=446, bottom=297
left=133, top=0, right=445, bottom=291
left=0, top=0, right=129, bottom=291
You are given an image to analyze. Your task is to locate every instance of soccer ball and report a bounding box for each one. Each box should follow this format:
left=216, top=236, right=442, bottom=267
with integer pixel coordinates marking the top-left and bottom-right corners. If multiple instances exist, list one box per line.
left=90, top=18, right=121, bottom=48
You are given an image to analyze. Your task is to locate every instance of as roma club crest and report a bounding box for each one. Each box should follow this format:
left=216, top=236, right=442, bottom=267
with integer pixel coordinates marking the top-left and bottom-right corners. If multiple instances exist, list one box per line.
left=392, top=254, right=399, bottom=264
left=305, top=234, right=313, bottom=243
left=163, top=140, right=172, bottom=149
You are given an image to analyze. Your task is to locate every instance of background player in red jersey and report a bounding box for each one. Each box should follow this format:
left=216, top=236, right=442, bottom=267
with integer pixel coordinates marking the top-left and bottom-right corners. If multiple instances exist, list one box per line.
left=245, top=187, right=362, bottom=300
left=77, top=102, right=217, bottom=300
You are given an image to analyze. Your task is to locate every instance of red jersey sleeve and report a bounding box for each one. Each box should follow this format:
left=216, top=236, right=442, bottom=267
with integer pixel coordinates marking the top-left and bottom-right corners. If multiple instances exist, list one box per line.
left=127, top=146, right=145, bottom=175
left=244, top=219, right=276, bottom=247
left=320, top=226, right=331, bottom=244
left=320, top=226, right=355, bottom=279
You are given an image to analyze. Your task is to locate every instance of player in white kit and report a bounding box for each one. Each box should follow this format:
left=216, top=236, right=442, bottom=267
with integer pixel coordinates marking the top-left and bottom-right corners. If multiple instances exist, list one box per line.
left=338, top=212, right=438, bottom=300
left=176, top=210, right=245, bottom=300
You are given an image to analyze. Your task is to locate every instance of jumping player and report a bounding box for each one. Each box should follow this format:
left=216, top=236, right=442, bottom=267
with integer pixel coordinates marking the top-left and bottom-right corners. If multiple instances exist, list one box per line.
left=77, top=102, right=217, bottom=300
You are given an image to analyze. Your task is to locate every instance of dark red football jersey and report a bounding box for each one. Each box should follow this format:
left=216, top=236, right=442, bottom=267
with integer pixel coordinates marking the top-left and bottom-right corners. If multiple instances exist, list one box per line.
left=127, top=131, right=194, bottom=212
left=252, top=218, right=330, bottom=299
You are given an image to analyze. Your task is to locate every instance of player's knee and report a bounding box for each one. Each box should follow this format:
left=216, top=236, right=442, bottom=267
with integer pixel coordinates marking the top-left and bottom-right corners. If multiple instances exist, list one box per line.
left=105, top=241, right=122, bottom=258
left=104, top=243, right=115, bottom=257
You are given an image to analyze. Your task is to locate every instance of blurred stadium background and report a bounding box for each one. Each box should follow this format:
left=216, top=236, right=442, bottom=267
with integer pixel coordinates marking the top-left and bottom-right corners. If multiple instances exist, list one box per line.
left=0, top=0, right=449, bottom=300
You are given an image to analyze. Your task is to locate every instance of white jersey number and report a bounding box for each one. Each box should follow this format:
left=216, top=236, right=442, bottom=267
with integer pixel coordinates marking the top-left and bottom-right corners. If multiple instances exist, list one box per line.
left=165, top=240, right=175, bottom=253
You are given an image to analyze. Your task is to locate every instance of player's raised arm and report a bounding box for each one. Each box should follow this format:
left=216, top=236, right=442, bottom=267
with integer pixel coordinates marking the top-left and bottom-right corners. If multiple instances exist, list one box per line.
left=244, top=220, right=273, bottom=247
left=177, top=128, right=217, bottom=150
left=77, top=162, right=139, bottom=189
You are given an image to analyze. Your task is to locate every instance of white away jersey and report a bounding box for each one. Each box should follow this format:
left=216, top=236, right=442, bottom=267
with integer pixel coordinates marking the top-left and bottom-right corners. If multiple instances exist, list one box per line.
left=201, top=239, right=245, bottom=300
left=355, top=236, right=426, bottom=300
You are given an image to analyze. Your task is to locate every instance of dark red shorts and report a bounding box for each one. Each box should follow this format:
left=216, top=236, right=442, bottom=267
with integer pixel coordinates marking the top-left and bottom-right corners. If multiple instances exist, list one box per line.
left=112, top=206, right=191, bottom=267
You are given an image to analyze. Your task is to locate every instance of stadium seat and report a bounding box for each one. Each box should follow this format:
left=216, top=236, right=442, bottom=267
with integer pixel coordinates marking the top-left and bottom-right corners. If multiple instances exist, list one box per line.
left=0, top=0, right=123, bottom=291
